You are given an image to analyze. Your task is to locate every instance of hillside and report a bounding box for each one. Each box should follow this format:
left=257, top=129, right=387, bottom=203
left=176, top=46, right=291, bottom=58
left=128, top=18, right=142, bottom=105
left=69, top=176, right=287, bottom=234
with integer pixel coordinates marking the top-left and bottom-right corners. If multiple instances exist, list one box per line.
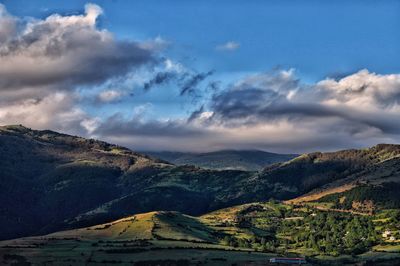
left=143, top=150, right=297, bottom=171
left=0, top=125, right=165, bottom=239
left=0, top=125, right=255, bottom=240
left=1, top=125, right=400, bottom=242
left=1, top=203, right=400, bottom=265
left=245, top=144, right=400, bottom=204
left=50, top=211, right=220, bottom=243
left=0, top=209, right=275, bottom=265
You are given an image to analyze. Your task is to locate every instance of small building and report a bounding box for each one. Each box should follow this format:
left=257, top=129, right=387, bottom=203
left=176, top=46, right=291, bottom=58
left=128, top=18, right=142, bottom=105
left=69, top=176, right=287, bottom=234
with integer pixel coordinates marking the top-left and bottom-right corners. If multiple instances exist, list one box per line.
left=269, top=257, right=307, bottom=264
left=382, top=230, right=392, bottom=238
left=390, top=236, right=396, bottom=241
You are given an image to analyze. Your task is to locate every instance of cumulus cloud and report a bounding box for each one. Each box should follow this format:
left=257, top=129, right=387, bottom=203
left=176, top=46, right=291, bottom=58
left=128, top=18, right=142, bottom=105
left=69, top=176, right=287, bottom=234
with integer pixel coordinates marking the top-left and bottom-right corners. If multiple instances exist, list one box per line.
left=216, top=41, right=240, bottom=51
left=316, top=69, right=400, bottom=108
left=199, top=69, right=400, bottom=151
left=0, top=92, right=93, bottom=135
left=208, top=69, right=400, bottom=127
left=0, top=3, right=153, bottom=97
left=93, top=69, right=400, bottom=153
left=0, top=3, right=158, bottom=133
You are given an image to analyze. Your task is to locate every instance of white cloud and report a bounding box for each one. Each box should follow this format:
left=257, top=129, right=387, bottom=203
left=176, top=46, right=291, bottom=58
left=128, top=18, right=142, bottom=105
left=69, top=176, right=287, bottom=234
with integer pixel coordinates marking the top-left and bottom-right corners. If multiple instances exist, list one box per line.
left=0, top=92, right=90, bottom=134
left=97, top=90, right=123, bottom=103
left=164, top=59, right=185, bottom=73
left=316, top=69, right=400, bottom=108
left=216, top=41, right=240, bottom=51
left=0, top=3, right=158, bottom=135
left=0, top=4, right=18, bottom=42
left=133, top=103, right=153, bottom=118
left=139, top=36, right=170, bottom=51
left=80, top=117, right=101, bottom=134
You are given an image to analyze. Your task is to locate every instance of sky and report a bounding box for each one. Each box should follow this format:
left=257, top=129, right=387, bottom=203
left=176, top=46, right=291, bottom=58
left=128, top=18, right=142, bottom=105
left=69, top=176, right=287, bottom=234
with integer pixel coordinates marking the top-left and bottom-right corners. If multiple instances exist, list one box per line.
left=0, top=0, right=399, bottom=153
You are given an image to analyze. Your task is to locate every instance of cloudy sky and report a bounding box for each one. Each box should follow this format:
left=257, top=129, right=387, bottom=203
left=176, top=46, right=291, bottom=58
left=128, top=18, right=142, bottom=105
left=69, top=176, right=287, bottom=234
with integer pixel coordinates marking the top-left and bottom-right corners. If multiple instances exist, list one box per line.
left=0, top=0, right=400, bottom=153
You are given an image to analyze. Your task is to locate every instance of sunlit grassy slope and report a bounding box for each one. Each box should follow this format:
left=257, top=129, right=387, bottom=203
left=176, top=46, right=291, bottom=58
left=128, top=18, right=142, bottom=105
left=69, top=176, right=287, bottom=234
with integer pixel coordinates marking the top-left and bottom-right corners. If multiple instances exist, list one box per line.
left=51, top=211, right=219, bottom=243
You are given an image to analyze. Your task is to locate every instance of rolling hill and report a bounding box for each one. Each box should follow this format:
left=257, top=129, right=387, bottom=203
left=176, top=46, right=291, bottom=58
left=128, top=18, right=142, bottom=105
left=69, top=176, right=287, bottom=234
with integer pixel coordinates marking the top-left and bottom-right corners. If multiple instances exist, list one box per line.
left=0, top=209, right=276, bottom=265
left=142, top=150, right=297, bottom=171
left=1, top=125, right=400, bottom=243
left=1, top=202, right=400, bottom=265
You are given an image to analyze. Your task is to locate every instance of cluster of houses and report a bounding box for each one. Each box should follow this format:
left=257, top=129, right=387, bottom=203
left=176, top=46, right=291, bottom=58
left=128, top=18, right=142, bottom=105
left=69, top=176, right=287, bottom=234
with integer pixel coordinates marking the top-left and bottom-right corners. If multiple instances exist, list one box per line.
left=382, top=230, right=396, bottom=241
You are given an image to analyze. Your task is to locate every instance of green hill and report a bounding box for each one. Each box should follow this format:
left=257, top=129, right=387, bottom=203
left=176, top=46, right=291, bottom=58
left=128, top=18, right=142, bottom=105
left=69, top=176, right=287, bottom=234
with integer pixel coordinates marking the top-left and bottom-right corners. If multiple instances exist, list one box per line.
left=143, top=150, right=297, bottom=171
left=1, top=203, right=400, bottom=265
left=50, top=211, right=219, bottom=243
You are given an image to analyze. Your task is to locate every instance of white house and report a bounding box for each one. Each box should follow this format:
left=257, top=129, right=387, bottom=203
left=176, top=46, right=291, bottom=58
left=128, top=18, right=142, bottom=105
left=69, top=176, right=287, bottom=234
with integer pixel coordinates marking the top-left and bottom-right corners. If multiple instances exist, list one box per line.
left=382, top=230, right=391, bottom=238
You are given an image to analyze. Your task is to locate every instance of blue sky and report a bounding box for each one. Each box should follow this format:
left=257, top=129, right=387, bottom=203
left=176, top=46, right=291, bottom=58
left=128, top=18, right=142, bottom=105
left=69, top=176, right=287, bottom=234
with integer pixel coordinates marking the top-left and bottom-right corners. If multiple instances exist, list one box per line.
left=4, top=0, right=400, bottom=79
left=1, top=0, right=400, bottom=152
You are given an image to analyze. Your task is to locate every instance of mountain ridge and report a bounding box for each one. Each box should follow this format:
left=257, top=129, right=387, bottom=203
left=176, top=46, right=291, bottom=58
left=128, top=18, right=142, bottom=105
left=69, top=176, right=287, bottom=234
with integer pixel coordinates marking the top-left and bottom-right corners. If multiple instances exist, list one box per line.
left=142, top=149, right=298, bottom=171
left=1, top=125, right=400, bottom=242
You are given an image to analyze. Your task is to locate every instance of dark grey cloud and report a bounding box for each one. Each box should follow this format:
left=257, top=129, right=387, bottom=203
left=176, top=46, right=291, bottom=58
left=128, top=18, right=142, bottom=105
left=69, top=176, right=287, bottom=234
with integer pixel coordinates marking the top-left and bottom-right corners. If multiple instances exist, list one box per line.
left=141, top=69, right=215, bottom=106
left=206, top=81, right=222, bottom=93
left=180, top=70, right=214, bottom=96
left=188, top=105, right=205, bottom=122
left=143, top=71, right=176, bottom=91
left=94, top=113, right=206, bottom=138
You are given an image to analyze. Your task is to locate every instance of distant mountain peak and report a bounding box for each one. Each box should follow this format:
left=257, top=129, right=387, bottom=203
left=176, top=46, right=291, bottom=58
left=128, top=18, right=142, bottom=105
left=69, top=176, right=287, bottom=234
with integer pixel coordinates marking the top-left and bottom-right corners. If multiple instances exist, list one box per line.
left=142, top=149, right=298, bottom=171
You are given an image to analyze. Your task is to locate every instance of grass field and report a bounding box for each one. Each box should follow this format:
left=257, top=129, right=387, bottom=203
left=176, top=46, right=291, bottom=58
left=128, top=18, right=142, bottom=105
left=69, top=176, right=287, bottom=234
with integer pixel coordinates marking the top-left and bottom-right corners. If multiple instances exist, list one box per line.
left=373, top=244, right=400, bottom=252
left=0, top=237, right=277, bottom=266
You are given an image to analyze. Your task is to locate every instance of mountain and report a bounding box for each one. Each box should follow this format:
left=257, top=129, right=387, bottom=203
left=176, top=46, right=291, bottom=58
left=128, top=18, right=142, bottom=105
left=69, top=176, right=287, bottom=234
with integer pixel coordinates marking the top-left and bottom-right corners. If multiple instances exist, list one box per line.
left=142, top=150, right=297, bottom=171
left=1, top=202, right=400, bottom=265
left=1, top=125, right=400, bottom=242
